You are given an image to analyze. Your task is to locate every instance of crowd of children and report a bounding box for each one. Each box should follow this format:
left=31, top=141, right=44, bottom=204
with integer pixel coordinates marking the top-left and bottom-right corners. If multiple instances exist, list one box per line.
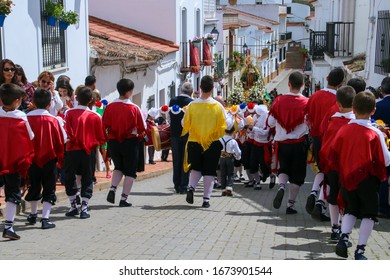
left=0, top=58, right=389, bottom=260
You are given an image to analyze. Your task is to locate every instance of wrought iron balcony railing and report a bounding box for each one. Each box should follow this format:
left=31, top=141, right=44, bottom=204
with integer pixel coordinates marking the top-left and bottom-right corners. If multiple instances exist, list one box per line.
left=309, top=22, right=354, bottom=60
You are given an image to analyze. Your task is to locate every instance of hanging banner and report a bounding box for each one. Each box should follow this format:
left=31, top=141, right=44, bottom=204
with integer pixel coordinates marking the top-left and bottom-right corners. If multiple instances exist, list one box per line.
left=190, top=41, right=201, bottom=73
left=203, top=38, right=213, bottom=66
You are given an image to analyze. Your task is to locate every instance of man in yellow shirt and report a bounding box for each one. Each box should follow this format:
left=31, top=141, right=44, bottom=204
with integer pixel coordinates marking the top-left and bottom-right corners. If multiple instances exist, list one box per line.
left=182, top=75, right=227, bottom=208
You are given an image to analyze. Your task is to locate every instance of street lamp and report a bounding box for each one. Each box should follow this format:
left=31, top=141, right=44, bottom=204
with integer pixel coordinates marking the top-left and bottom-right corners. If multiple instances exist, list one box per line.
left=243, top=43, right=248, bottom=56
left=210, top=26, right=219, bottom=43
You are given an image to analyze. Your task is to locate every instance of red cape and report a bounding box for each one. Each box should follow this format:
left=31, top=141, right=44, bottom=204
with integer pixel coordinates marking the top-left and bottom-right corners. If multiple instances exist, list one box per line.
left=0, top=117, right=34, bottom=177
left=307, top=90, right=337, bottom=137
left=268, top=94, right=308, bottom=133
left=27, top=114, right=65, bottom=168
left=329, top=123, right=387, bottom=190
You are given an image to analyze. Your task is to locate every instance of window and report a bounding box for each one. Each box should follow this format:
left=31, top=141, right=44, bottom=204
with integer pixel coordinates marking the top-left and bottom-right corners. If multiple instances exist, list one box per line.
left=287, top=7, right=291, bottom=14
left=147, top=95, right=155, bottom=110
left=40, top=0, right=66, bottom=69
left=375, top=10, right=390, bottom=75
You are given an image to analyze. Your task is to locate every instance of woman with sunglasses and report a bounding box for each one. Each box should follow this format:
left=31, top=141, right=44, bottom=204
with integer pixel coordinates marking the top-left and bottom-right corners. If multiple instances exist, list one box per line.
left=0, top=59, right=19, bottom=106
left=37, top=71, right=63, bottom=116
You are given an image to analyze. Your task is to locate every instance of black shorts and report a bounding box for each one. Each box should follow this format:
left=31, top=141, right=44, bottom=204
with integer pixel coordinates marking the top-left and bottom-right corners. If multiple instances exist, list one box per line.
left=325, top=170, right=340, bottom=205
left=187, top=141, right=222, bottom=176
left=341, top=176, right=380, bottom=220
left=108, top=138, right=139, bottom=178
left=278, top=141, right=308, bottom=186
left=2, top=173, right=22, bottom=205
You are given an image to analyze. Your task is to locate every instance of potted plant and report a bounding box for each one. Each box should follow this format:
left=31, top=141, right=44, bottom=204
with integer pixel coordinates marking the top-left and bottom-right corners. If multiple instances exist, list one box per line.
left=205, top=33, right=216, bottom=46
left=192, top=36, right=202, bottom=49
left=45, top=0, right=63, bottom=26
left=59, top=10, right=79, bottom=30
left=381, top=58, right=390, bottom=73
left=0, top=0, right=14, bottom=27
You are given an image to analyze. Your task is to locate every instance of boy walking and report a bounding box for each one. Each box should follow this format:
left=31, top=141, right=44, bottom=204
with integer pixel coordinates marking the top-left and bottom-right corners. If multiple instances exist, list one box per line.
left=267, top=71, right=309, bottom=214
left=318, top=86, right=356, bottom=240
left=26, top=88, right=67, bottom=229
left=103, top=79, right=146, bottom=207
left=0, top=83, right=34, bottom=240
left=64, top=86, right=105, bottom=219
left=219, top=117, right=241, bottom=196
left=330, top=91, right=390, bottom=260
left=182, top=75, right=227, bottom=208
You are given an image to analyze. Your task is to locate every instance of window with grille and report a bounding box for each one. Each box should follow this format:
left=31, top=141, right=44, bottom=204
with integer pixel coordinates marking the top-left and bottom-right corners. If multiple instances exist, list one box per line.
left=375, top=10, right=390, bottom=75
left=40, top=0, right=66, bottom=69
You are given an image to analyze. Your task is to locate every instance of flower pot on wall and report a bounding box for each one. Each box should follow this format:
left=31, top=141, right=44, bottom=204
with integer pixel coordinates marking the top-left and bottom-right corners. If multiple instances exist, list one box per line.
left=0, top=14, right=6, bottom=27
left=59, top=21, right=69, bottom=30
left=193, top=41, right=201, bottom=49
left=47, top=15, right=57, bottom=26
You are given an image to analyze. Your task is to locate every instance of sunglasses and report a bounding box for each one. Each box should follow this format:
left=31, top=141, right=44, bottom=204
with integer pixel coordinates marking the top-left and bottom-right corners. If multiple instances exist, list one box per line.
left=40, top=80, right=51, bottom=85
left=3, top=67, right=16, bottom=72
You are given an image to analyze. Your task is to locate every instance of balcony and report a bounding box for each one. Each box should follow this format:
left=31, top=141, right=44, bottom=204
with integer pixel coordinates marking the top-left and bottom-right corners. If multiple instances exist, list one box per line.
left=180, top=41, right=191, bottom=73
left=280, top=31, right=292, bottom=41
left=309, top=22, right=354, bottom=60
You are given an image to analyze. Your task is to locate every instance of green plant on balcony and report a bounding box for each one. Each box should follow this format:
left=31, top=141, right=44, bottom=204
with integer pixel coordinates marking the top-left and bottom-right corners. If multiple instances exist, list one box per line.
left=45, top=0, right=63, bottom=18
left=299, top=47, right=309, bottom=58
left=59, top=10, right=79, bottom=25
left=229, top=51, right=245, bottom=72
left=0, top=0, right=14, bottom=16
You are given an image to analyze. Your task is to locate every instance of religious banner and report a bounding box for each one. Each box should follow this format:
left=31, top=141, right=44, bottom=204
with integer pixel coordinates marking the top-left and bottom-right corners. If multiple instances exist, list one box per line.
left=203, top=38, right=213, bottom=66
left=189, top=41, right=200, bottom=73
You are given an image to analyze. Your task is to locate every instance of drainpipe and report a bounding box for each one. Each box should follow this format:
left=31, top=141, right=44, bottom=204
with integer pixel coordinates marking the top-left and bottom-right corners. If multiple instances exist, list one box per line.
left=364, top=0, right=375, bottom=80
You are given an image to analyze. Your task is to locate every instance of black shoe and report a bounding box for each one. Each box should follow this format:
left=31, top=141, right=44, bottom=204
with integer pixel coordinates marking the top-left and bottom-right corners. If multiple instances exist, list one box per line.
left=354, top=245, right=367, bottom=260
left=202, top=201, right=210, bottom=208
left=269, top=175, right=276, bottom=189
left=41, top=219, right=56, bottom=230
left=106, top=190, right=115, bottom=204
left=330, top=226, right=341, bottom=242
left=26, top=213, right=37, bottom=225
left=221, top=190, right=227, bottom=196
left=286, top=207, right=298, bottom=214
left=119, top=200, right=132, bottom=207
left=335, top=238, right=348, bottom=258
left=65, top=208, right=79, bottom=217
left=273, top=188, right=285, bottom=209
left=311, top=204, right=330, bottom=221
left=254, top=182, right=262, bottom=190
left=80, top=210, right=90, bottom=219
left=186, top=189, right=194, bottom=204
left=226, top=190, right=233, bottom=197
left=245, top=181, right=254, bottom=188
left=305, top=194, right=316, bottom=214
left=149, top=161, right=156, bottom=165
left=2, top=229, right=20, bottom=240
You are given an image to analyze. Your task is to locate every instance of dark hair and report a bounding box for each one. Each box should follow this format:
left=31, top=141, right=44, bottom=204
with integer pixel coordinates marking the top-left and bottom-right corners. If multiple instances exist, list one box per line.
left=200, top=75, right=213, bottom=93
left=0, top=59, right=18, bottom=85
left=14, top=64, right=28, bottom=84
left=327, top=68, right=345, bottom=87
left=336, top=86, right=356, bottom=108
left=33, top=87, right=52, bottom=109
left=55, top=75, right=71, bottom=90
left=85, top=75, right=96, bottom=86
left=116, top=78, right=134, bottom=96
left=381, top=77, right=390, bottom=95
left=353, top=91, right=376, bottom=115
left=289, top=71, right=304, bottom=90
left=57, top=81, right=74, bottom=97
left=347, top=78, right=366, bottom=93
left=77, top=86, right=93, bottom=106
left=0, top=83, right=25, bottom=106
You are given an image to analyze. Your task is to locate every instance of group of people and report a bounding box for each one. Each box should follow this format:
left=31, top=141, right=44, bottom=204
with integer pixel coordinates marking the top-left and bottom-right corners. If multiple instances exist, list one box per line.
left=0, top=56, right=389, bottom=261
left=0, top=58, right=114, bottom=239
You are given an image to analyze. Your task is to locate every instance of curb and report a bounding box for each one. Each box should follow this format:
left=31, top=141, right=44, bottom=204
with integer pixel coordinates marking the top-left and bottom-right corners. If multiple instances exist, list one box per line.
left=0, top=166, right=173, bottom=219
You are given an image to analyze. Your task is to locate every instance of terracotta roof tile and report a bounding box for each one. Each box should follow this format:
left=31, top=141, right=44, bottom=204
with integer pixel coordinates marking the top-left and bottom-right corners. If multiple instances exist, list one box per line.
left=224, top=7, right=280, bottom=25
left=89, top=16, right=179, bottom=54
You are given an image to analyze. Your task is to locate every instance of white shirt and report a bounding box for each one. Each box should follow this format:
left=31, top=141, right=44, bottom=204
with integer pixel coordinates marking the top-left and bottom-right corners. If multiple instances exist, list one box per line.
left=219, top=135, right=241, bottom=160
left=267, top=93, right=309, bottom=141
left=252, top=112, right=270, bottom=143
left=49, top=90, right=63, bottom=116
